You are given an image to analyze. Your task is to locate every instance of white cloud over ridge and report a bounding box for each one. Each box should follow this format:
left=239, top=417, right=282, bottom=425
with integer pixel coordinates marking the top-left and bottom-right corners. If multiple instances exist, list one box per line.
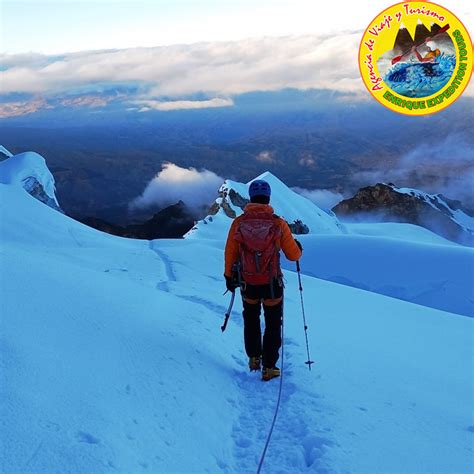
left=292, top=187, right=345, bottom=211
left=0, top=33, right=363, bottom=99
left=256, top=151, right=275, bottom=163
left=132, top=98, right=234, bottom=112
left=353, top=135, right=474, bottom=209
left=131, top=163, right=223, bottom=213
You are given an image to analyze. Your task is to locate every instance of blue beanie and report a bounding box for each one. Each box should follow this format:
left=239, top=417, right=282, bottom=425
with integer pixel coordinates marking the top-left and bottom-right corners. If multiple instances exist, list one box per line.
left=249, top=179, right=271, bottom=198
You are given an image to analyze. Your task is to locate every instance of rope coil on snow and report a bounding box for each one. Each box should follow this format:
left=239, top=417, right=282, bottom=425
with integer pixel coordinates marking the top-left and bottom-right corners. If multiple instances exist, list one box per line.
left=256, top=311, right=284, bottom=474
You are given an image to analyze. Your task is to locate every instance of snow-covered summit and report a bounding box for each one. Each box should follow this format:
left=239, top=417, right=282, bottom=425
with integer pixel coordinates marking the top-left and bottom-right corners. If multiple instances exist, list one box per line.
left=186, top=171, right=346, bottom=239
left=395, top=184, right=474, bottom=232
left=0, top=151, right=62, bottom=213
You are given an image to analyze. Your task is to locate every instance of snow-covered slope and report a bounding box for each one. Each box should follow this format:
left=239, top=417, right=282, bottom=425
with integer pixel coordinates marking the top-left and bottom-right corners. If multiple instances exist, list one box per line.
left=284, top=233, right=474, bottom=317
left=186, top=171, right=346, bottom=239
left=346, top=221, right=456, bottom=245
left=1, top=161, right=473, bottom=473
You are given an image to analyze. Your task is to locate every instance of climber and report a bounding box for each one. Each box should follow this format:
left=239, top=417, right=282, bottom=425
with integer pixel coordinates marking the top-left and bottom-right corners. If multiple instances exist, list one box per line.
left=224, top=179, right=302, bottom=381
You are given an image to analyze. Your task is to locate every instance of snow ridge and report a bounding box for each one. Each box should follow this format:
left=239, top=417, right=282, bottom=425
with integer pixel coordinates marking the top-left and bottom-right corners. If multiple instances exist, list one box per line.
left=394, top=183, right=474, bottom=232
left=186, top=171, right=346, bottom=239
left=0, top=151, right=60, bottom=209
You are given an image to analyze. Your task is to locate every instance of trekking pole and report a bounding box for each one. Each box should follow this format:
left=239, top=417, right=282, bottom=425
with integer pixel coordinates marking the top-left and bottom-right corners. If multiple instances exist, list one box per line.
left=296, top=260, right=314, bottom=370
left=221, top=291, right=235, bottom=332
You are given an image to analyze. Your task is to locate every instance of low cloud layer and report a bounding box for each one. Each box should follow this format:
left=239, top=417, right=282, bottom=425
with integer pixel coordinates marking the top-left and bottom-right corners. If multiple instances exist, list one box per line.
left=0, top=33, right=364, bottom=117
left=2, top=31, right=473, bottom=119
left=353, top=135, right=474, bottom=210
left=292, top=187, right=345, bottom=210
left=256, top=151, right=275, bottom=163
left=131, top=163, right=223, bottom=214
left=131, top=98, right=234, bottom=112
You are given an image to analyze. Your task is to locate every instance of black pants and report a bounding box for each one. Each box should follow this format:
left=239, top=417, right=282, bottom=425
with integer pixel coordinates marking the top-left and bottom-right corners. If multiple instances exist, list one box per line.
left=242, top=281, right=283, bottom=368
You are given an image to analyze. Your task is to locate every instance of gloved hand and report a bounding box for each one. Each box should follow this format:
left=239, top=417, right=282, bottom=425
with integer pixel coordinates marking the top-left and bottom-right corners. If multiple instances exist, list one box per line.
left=225, top=275, right=238, bottom=293
left=294, top=239, right=303, bottom=252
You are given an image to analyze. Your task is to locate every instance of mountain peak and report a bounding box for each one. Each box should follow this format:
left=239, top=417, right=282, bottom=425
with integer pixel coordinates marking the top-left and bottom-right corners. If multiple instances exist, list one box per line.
left=186, top=172, right=346, bottom=239
left=250, top=170, right=283, bottom=184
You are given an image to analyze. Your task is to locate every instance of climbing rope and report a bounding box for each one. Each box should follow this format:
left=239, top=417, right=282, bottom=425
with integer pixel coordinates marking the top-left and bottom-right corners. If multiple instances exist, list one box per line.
left=256, top=311, right=284, bottom=474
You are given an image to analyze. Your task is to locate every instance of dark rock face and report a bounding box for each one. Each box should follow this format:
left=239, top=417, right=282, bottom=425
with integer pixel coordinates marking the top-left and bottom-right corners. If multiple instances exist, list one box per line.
left=208, top=185, right=249, bottom=219
left=22, top=177, right=64, bottom=213
left=128, top=201, right=194, bottom=239
left=77, top=201, right=194, bottom=239
left=78, top=217, right=126, bottom=237
left=228, top=189, right=249, bottom=210
left=332, top=183, right=474, bottom=246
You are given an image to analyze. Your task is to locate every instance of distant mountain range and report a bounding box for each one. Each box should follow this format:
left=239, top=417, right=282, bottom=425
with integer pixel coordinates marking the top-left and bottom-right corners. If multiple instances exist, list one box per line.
left=2, top=89, right=473, bottom=223
left=2, top=144, right=473, bottom=246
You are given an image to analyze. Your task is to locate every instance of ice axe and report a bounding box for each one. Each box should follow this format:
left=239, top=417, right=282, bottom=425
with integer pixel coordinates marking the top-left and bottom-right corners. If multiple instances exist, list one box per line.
left=391, top=24, right=450, bottom=65
left=221, top=291, right=235, bottom=332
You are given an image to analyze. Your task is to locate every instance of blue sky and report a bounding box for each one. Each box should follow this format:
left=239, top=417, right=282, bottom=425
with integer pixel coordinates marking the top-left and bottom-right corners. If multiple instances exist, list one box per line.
left=3, top=1, right=471, bottom=55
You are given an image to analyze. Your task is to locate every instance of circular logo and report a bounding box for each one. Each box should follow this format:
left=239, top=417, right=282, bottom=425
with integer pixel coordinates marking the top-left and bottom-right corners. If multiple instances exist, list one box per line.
left=359, top=2, right=472, bottom=115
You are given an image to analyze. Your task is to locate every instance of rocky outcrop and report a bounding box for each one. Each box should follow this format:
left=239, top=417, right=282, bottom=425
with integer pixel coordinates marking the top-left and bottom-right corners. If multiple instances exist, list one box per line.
left=228, top=189, right=249, bottom=211
left=208, top=183, right=249, bottom=219
left=332, top=183, right=474, bottom=246
left=78, top=201, right=194, bottom=239
left=288, top=219, right=309, bottom=235
left=22, top=177, right=64, bottom=213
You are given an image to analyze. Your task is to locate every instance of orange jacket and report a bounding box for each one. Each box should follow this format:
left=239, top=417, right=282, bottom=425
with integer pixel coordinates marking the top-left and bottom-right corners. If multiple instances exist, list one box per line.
left=224, top=203, right=302, bottom=277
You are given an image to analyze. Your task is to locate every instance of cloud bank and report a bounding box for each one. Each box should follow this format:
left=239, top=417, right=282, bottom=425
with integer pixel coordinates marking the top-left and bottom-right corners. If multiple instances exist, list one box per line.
left=0, top=33, right=365, bottom=117
left=2, top=32, right=471, bottom=119
left=131, top=163, right=223, bottom=213
left=353, top=135, right=474, bottom=210
left=132, top=98, right=234, bottom=112
left=292, top=187, right=345, bottom=210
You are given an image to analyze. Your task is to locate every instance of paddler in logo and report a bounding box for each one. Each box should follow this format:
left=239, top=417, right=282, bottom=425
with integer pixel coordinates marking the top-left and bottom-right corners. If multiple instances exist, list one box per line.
left=411, top=40, right=441, bottom=63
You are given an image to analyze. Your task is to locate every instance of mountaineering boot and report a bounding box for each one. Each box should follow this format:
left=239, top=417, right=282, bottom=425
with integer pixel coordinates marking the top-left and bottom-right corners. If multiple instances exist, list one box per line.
left=262, top=366, right=280, bottom=381
left=248, top=356, right=261, bottom=371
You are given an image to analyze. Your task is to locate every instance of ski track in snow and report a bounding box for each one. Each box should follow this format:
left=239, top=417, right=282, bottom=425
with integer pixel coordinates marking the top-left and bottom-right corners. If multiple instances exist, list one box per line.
left=150, top=243, right=333, bottom=472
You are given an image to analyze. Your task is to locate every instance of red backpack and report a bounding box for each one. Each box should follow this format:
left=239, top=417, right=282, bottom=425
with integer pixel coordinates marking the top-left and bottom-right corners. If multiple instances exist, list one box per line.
left=234, top=210, right=282, bottom=285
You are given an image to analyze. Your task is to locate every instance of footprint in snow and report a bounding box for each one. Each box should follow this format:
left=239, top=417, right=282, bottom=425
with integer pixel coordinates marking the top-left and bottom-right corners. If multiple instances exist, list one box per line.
left=77, top=431, right=100, bottom=445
